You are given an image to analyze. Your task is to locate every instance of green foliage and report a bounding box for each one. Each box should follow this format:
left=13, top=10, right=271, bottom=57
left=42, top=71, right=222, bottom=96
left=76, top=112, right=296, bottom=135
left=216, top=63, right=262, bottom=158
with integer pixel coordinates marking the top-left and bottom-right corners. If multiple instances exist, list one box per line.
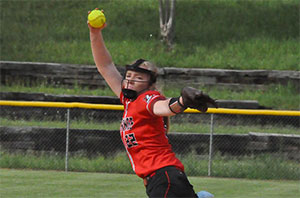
left=181, top=152, right=300, bottom=180
left=210, top=153, right=300, bottom=180
left=170, top=123, right=299, bottom=135
left=0, top=117, right=121, bottom=130
left=1, top=151, right=299, bottom=180
left=68, top=152, right=132, bottom=174
left=1, top=117, right=298, bottom=135
left=1, top=0, right=299, bottom=70
left=0, top=151, right=65, bottom=170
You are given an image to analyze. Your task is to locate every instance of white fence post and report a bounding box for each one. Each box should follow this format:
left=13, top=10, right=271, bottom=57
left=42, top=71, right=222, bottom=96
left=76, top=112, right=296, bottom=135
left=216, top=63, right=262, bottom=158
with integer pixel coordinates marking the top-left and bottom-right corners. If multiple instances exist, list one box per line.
left=208, top=113, right=214, bottom=176
left=65, top=108, right=70, bottom=172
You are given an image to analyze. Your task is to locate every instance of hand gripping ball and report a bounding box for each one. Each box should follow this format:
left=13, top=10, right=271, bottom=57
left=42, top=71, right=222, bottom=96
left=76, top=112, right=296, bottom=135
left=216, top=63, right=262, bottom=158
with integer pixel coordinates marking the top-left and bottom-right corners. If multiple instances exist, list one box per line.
left=88, top=9, right=106, bottom=28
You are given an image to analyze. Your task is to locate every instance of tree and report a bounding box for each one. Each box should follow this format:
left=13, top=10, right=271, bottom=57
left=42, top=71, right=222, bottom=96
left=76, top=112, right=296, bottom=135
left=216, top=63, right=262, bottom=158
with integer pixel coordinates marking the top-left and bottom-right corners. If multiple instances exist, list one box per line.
left=159, top=0, right=176, bottom=50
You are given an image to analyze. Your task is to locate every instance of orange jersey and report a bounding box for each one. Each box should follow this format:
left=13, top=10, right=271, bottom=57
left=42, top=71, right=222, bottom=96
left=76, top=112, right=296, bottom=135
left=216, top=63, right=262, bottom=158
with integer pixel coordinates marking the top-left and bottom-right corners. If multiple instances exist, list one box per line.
left=120, top=90, right=184, bottom=178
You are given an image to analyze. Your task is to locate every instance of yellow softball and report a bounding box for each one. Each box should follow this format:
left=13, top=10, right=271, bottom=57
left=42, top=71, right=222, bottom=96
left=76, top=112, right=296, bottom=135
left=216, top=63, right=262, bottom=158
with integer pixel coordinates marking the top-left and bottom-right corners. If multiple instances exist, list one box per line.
left=88, top=9, right=106, bottom=28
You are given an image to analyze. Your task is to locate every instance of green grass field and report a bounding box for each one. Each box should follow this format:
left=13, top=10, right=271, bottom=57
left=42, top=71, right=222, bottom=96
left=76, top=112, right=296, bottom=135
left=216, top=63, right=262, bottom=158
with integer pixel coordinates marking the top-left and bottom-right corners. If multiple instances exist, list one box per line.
left=0, top=169, right=299, bottom=198
left=1, top=0, right=299, bottom=70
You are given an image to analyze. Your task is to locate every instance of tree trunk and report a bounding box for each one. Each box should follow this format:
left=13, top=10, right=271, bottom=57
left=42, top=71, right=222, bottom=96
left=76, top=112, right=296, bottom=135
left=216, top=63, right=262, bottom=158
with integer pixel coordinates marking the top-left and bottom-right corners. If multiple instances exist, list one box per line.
left=159, top=0, right=176, bottom=50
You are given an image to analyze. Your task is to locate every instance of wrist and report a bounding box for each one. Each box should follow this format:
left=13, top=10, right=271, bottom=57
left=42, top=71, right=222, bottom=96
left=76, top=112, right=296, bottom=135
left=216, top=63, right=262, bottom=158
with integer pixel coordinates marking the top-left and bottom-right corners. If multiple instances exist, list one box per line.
left=168, top=97, right=186, bottom=114
left=90, top=31, right=104, bottom=43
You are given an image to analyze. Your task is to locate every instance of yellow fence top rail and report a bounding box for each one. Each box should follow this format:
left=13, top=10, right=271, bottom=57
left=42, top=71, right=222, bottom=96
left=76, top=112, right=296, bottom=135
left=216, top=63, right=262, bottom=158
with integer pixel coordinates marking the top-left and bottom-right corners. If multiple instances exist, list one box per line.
left=0, top=100, right=299, bottom=116
left=0, top=100, right=124, bottom=110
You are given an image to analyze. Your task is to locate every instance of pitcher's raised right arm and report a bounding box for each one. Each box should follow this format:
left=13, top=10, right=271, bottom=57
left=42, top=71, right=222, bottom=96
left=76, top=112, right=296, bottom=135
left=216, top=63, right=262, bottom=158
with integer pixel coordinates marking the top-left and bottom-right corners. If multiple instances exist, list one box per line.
left=88, top=22, right=122, bottom=98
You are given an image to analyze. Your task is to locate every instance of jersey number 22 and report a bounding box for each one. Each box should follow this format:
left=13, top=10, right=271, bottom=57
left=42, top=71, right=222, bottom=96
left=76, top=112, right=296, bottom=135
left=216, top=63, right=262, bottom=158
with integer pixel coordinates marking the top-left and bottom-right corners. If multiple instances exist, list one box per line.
left=125, top=133, right=138, bottom=148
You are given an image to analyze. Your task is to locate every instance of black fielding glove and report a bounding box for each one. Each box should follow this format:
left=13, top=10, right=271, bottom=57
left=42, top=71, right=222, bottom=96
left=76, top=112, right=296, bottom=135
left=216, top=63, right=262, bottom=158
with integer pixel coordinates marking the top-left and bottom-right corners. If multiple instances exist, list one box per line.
left=181, top=87, right=218, bottom=113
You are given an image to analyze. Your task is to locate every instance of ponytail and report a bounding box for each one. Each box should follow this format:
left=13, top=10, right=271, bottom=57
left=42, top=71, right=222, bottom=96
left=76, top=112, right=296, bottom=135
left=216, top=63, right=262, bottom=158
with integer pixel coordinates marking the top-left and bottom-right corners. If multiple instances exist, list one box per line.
left=163, top=116, right=170, bottom=134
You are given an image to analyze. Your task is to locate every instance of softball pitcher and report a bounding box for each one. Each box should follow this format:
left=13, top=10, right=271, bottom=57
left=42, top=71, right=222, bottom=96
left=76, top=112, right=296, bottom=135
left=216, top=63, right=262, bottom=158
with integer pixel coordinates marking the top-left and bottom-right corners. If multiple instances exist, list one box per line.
left=88, top=11, right=217, bottom=198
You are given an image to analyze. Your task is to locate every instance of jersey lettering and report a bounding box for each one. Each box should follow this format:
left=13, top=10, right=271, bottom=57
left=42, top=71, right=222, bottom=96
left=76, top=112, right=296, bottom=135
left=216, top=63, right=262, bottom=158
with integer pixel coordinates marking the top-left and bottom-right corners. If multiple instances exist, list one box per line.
left=125, top=133, right=138, bottom=148
left=121, top=116, right=134, bottom=131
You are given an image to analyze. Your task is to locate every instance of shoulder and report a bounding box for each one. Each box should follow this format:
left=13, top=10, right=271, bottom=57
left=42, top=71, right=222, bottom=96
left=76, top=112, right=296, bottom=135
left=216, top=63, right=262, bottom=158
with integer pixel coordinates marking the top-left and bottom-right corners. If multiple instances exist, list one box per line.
left=139, top=90, right=166, bottom=115
left=141, top=90, right=166, bottom=103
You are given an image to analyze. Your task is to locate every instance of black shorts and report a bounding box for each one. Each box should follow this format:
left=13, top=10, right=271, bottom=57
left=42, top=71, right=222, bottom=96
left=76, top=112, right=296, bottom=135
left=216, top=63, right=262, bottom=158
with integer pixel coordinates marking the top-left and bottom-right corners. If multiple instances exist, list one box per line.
left=144, top=166, right=197, bottom=198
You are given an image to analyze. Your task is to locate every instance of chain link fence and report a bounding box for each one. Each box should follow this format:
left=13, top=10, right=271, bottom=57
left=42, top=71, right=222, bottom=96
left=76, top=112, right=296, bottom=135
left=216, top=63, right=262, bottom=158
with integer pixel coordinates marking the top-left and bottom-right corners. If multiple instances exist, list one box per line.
left=0, top=102, right=299, bottom=180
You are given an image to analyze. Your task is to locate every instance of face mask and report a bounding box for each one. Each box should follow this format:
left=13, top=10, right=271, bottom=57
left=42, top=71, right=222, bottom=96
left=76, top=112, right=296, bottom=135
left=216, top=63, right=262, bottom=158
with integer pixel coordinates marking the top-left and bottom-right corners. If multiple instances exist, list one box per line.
left=121, top=79, right=149, bottom=100
left=122, top=88, right=138, bottom=100
left=122, top=59, right=157, bottom=100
